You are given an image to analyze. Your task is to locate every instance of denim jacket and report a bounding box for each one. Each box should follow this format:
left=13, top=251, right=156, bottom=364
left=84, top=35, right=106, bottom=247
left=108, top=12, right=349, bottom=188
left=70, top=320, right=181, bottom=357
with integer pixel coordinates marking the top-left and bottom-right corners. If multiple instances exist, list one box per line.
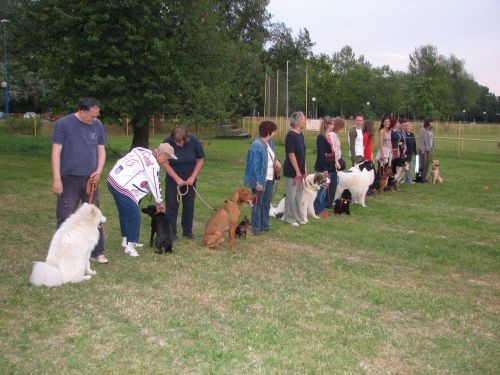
left=243, top=138, right=277, bottom=189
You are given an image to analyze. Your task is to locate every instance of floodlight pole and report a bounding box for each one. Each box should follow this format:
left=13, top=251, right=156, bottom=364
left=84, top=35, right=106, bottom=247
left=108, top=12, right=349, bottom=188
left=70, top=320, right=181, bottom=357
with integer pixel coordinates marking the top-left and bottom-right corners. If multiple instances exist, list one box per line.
left=1, top=19, right=10, bottom=115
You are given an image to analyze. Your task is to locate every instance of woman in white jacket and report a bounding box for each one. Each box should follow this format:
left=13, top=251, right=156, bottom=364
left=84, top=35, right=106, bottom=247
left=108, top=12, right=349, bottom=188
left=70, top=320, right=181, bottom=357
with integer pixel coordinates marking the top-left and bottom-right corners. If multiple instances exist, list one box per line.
left=107, top=143, right=177, bottom=256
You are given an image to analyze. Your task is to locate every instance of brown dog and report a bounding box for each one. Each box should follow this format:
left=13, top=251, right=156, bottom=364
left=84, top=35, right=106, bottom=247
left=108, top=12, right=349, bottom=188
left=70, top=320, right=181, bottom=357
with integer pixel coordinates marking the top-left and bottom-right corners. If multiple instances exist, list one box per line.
left=202, top=188, right=255, bottom=250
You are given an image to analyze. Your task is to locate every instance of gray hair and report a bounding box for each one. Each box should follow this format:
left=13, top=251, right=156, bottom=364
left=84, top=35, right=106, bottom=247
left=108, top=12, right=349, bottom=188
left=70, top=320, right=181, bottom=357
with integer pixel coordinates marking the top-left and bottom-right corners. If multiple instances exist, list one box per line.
left=289, top=111, right=305, bottom=129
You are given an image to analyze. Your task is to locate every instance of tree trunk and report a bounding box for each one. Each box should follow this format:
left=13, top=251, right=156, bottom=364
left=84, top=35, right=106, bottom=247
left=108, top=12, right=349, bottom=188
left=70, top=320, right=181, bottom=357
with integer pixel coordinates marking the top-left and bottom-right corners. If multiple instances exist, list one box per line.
left=130, top=114, right=150, bottom=150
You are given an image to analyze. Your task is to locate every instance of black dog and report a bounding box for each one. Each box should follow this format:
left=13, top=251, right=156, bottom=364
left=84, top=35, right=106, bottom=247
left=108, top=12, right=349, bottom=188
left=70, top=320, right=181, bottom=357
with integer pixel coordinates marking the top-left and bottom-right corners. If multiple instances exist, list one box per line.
left=141, top=205, right=174, bottom=254
left=414, top=168, right=424, bottom=183
left=235, top=216, right=251, bottom=238
left=333, top=189, right=352, bottom=215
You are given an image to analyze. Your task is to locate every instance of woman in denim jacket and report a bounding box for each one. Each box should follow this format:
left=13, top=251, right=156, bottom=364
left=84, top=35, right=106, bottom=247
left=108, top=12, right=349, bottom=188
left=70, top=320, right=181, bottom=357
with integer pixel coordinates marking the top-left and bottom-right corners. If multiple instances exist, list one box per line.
left=244, top=121, right=280, bottom=235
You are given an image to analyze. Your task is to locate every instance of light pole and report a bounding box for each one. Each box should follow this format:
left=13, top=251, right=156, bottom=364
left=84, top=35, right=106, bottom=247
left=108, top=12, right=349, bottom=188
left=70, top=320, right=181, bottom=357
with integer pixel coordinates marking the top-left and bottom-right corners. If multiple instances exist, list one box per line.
left=286, top=60, right=289, bottom=118
left=462, top=109, right=466, bottom=123
left=483, top=111, right=487, bottom=123
left=1, top=19, right=10, bottom=115
left=312, top=97, right=316, bottom=118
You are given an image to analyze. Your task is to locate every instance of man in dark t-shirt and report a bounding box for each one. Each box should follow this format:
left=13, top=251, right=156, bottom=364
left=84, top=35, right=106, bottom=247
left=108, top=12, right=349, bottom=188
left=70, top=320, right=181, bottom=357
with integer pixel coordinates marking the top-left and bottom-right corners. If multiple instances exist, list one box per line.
left=51, top=97, right=108, bottom=263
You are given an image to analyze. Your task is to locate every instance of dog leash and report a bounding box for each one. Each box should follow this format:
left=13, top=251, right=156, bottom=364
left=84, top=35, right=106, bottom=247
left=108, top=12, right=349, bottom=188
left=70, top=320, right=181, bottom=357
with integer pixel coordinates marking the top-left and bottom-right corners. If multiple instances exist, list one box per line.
left=86, top=178, right=98, bottom=204
left=176, top=184, right=215, bottom=211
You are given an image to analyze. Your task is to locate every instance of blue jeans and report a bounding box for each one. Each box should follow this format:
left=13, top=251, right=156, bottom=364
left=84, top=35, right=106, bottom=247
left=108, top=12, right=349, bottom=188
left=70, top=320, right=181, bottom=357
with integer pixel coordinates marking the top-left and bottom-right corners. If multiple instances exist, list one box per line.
left=57, top=175, right=104, bottom=257
left=252, top=180, right=274, bottom=234
left=403, top=159, right=414, bottom=183
left=314, top=186, right=327, bottom=214
left=107, top=182, right=141, bottom=243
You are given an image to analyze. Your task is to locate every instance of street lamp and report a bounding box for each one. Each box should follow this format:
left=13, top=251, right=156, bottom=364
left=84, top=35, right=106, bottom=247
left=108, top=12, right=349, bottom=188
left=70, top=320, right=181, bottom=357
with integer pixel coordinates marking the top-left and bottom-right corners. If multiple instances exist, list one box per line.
left=462, top=109, right=466, bottom=123
left=1, top=19, right=10, bottom=115
left=483, top=111, right=487, bottom=123
left=312, top=97, right=316, bottom=118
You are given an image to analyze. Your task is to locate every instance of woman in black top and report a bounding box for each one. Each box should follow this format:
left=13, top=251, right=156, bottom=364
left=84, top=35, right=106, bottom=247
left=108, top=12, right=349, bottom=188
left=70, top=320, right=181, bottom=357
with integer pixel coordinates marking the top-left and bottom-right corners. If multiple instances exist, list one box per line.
left=313, top=116, right=335, bottom=216
left=162, top=127, right=205, bottom=239
left=283, top=111, right=307, bottom=226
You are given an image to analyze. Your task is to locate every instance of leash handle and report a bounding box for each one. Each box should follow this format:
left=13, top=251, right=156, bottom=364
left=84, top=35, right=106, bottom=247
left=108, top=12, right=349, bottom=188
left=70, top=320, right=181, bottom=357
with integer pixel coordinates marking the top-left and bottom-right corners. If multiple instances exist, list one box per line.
left=86, top=178, right=98, bottom=204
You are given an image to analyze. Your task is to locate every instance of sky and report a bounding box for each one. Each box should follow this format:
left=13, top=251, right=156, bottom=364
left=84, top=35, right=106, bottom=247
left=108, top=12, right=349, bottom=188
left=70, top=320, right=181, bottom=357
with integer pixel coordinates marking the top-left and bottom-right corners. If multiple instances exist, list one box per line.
left=267, top=0, right=500, bottom=95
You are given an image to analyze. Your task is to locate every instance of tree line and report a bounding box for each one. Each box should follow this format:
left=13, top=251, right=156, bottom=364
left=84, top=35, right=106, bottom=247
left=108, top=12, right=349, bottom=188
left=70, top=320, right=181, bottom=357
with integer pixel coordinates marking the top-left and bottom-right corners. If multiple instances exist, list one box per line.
left=1, top=0, right=498, bottom=146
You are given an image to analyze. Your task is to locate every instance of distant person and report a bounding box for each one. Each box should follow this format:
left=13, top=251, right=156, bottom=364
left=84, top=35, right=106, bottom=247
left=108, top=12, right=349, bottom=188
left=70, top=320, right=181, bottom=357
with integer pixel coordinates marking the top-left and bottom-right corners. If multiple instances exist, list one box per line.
left=107, top=144, right=176, bottom=256
left=314, top=116, right=335, bottom=216
left=377, top=117, right=392, bottom=172
left=162, top=127, right=205, bottom=239
left=348, top=113, right=365, bottom=166
left=390, top=118, right=403, bottom=160
left=362, top=119, right=376, bottom=162
left=401, top=120, right=417, bottom=184
left=243, top=120, right=280, bottom=235
left=419, top=118, right=435, bottom=182
left=328, top=117, right=346, bottom=207
left=51, top=97, right=108, bottom=264
left=283, top=111, right=307, bottom=226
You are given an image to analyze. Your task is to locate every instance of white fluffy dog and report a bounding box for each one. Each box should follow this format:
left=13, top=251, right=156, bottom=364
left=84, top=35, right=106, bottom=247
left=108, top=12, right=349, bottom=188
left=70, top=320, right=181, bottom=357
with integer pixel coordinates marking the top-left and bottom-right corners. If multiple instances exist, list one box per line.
left=269, top=197, right=285, bottom=218
left=29, top=203, right=106, bottom=287
left=334, top=161, right=375, bottom=207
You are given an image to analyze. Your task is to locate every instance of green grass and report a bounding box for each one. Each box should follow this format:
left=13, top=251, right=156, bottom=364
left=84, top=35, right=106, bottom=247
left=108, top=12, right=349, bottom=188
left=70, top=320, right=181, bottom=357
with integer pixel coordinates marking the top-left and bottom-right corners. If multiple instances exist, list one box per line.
left=0, top=133, right=499, bottom=373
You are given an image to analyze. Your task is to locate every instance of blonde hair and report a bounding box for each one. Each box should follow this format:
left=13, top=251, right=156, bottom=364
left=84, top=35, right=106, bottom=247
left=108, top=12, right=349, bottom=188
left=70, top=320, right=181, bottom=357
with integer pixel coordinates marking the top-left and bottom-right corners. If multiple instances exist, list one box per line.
left=320, top=116, right=334, bottom=135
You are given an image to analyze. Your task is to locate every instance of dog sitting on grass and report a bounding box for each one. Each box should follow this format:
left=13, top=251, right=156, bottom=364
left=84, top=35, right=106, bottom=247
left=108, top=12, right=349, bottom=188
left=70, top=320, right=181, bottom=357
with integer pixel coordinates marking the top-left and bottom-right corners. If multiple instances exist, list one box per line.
left=235, top=216, right=251, bottom=238
left=333, top=189, right=352, bottom=215
left=141, top=205, right=174, bottom=254
left=431, top=160, right=444, bottom=184
left=29, top=203, right=106, bottom=287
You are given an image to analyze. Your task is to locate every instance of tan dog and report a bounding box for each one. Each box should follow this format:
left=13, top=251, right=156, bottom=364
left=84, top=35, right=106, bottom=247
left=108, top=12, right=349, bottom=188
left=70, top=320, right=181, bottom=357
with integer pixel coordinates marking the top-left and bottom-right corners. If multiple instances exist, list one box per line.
left=431, top=160, right=443, bottom=184
left=202, top=188, right=255, bottom=250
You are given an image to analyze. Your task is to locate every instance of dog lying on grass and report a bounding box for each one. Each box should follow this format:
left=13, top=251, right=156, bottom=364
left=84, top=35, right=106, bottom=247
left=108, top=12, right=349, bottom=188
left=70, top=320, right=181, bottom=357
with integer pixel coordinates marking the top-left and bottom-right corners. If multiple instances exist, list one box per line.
left=29, top=203, right=106, bottom=287
left=141, top=205, right=174, bottom=254
left=202, top=188, right=255, bottom=250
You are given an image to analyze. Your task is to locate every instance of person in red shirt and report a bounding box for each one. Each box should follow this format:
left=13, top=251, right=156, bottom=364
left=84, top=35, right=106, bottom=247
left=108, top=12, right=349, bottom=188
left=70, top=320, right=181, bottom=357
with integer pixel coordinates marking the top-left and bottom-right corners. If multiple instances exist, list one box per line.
left=362, top=119, right=375, bottom=162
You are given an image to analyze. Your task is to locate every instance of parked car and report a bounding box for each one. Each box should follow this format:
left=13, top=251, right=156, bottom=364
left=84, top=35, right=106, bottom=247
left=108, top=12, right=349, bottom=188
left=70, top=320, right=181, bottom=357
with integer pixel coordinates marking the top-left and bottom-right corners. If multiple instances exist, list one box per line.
left=23, top=112, right=38, bottom=118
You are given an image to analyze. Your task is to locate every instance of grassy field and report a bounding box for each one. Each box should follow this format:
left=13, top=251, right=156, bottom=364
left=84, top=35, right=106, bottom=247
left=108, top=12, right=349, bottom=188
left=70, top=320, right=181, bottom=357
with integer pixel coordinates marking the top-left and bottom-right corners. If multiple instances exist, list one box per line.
left=0, top=132, right=498, bottom=373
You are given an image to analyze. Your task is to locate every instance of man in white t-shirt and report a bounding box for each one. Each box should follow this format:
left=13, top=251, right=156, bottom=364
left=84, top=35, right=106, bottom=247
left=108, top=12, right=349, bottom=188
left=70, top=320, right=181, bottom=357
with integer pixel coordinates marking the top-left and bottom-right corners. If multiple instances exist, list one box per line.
left=348, top=113, right=365, bottom=166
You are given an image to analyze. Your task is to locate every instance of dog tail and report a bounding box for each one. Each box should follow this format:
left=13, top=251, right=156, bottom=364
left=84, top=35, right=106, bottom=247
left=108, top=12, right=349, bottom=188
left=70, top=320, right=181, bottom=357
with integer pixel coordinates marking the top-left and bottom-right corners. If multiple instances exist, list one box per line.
left=29, top=261, right=64, bottom=287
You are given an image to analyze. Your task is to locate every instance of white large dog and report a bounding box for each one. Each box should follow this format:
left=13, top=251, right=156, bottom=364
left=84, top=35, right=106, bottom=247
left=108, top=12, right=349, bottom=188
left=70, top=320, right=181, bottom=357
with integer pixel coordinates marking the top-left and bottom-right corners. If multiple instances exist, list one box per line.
left=334, top=161, right=375, bottom=207
left=29, top=203, right=106, bottom=287
left=270, top=173, right=328, bottom=223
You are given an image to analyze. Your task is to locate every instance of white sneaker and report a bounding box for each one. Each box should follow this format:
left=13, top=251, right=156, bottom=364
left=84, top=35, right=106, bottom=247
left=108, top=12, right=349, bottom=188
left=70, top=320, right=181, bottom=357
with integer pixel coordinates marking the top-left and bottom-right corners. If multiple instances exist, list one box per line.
left=122, top=237, right=143, bottom=248
left=124, top=243, right=139, bottom=257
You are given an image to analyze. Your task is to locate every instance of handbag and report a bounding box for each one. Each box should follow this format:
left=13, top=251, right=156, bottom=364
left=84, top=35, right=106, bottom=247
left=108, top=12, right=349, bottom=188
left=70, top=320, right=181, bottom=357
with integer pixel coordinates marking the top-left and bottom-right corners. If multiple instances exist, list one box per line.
left=273, top=163, right=281, bottom=180
left=325, top=152, right=335, bottom=164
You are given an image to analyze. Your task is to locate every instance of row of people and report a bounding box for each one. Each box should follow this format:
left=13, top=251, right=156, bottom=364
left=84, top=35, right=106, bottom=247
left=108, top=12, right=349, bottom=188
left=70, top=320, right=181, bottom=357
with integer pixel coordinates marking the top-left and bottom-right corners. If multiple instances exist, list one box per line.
left=244, top=113, right=435, bottom=232
left=51, top=98, right=435, bottom=259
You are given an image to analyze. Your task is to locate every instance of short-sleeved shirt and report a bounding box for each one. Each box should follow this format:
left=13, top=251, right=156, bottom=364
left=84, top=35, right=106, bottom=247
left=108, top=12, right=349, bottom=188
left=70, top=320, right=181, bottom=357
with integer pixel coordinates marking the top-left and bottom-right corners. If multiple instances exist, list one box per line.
left=163, top=136, right=205, bottom=180
left=52, top=114, right=107, bottom=176
left=283, top=130, right=306, bottom=178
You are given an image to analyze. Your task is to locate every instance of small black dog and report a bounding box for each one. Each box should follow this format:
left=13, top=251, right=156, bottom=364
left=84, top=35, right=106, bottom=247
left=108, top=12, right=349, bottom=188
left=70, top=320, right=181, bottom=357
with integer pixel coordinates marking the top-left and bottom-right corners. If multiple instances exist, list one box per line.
left=141, top=205, right=174, bottom=254
left=333, top=189, right=352, bottom=215
left=414, top=168, right=424, bottom=183
left=235, top=216, right=251, bottom=238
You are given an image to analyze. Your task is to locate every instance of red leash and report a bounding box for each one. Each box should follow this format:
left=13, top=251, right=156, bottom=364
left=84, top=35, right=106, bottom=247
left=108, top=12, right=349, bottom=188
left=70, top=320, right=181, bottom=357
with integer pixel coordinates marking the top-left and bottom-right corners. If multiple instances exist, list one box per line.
left=86, top=178, right=98, bottom=204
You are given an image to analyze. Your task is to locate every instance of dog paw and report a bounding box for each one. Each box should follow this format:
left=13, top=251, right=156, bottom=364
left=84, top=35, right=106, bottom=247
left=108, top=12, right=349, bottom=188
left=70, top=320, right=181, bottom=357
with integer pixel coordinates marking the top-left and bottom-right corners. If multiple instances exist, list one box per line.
left=88, top=269, right=97, bottom=276
left=83, top=275, right=92, bottom=280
